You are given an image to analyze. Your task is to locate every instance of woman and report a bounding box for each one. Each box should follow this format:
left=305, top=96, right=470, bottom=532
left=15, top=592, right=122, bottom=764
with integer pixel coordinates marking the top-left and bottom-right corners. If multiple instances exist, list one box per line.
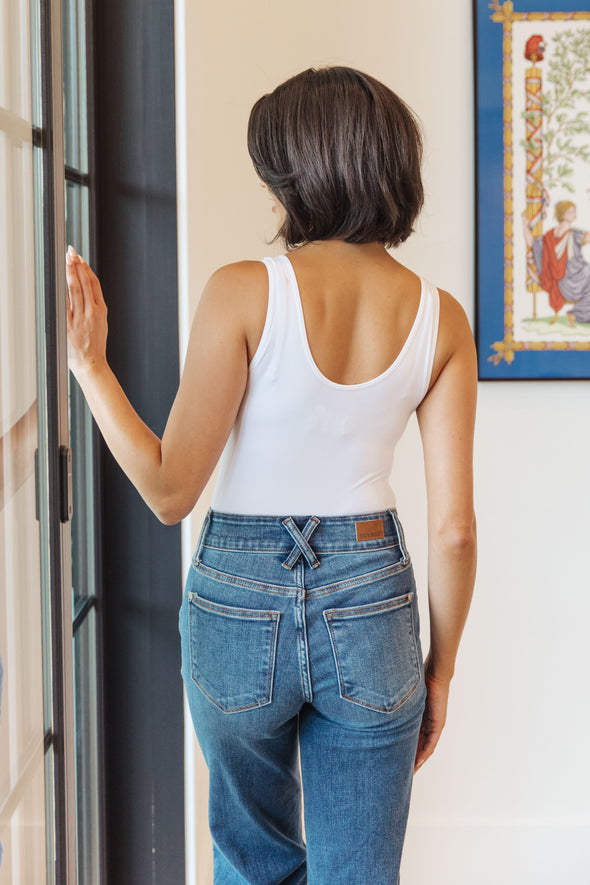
left=66, top=67, right=477, bottom=884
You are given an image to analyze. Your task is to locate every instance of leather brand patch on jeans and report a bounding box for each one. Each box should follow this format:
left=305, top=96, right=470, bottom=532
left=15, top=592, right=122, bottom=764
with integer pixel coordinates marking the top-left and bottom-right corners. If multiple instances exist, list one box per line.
left=355, top=517, right=385, bottom=541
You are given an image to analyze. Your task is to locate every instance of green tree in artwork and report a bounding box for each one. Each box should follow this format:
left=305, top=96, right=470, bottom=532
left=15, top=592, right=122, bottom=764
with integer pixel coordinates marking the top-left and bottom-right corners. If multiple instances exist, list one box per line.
left=540, top=29, right=590, bottom=193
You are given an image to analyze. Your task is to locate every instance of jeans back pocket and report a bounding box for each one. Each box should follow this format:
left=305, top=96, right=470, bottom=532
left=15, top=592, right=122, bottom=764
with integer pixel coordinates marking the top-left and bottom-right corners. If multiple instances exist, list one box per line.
left=188, top=592, right=281, bottom=713
left=323, top=592, right=421, bottom=713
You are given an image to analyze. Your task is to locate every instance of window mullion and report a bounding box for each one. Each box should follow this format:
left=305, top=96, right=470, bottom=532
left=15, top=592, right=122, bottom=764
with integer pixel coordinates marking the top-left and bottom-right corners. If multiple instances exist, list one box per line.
left=39, top=0, right=77, bottom=881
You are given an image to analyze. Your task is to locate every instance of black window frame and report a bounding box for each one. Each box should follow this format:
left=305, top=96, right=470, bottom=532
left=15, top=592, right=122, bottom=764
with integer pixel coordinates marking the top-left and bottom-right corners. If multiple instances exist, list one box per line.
left=93, top=1, right=184, bottom=881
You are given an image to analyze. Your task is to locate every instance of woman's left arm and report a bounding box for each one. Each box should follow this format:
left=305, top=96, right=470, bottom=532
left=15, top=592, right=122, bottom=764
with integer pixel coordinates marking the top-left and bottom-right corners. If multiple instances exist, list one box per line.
left=66, top=249, right=250, bottom=524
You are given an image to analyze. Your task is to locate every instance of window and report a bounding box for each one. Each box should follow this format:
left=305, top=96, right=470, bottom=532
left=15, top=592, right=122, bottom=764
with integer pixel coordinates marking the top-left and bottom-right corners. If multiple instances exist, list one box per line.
left=0, top=0, right=101, bottom=882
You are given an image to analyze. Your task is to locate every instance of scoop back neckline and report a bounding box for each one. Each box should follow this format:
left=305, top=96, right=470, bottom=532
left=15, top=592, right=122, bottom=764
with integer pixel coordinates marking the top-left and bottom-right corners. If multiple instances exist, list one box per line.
left=278, top=253, right=426, bottom=390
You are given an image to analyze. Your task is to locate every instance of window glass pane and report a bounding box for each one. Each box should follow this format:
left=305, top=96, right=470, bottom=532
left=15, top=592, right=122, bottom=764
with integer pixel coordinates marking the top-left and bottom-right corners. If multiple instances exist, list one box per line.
left=0, top=72, right=48, bottom=885
left=65, top=135, right=100, bottom=885
left=70, top=382, right=97, bottom=609
left=0, top=0, right=32, bottom=118
left=62, top=0, right=88, bottom=173
left=73, top=607, right=99, bottom=885
left=65, top=182, right=95, bottom=610
left=32, top=141, right=53, bottom=741
left=33, top=133, right=56, bottom=883
left=0, top=755, right=47, bottom=882
left=65, top=178, right=89, bottom=252
left=30, top=0, right=42, bottom=128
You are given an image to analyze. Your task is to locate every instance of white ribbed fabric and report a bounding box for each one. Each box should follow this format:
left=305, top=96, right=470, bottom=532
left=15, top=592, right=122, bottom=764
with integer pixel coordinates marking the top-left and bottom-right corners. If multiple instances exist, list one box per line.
left=211, top=254, right=440, bottom=515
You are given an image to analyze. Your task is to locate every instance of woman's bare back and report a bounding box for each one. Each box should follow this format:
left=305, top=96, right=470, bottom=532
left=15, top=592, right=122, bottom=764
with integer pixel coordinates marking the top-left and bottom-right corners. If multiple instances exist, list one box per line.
left=242, top=241, right=425, bottom=387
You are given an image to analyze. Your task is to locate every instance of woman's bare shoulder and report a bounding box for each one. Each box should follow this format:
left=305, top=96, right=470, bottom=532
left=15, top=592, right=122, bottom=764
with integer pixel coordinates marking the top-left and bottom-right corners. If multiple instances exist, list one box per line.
left=209, top=259, right=268, bottom=281
left=200, top=260, right=269, bottom=360
left=205, top=260, right=268, bottom=297
left=428, top=287, right=476, bottom=389
left=198, top=260, right=268, bottom=316
left=437, top=288, right=472, bottom=337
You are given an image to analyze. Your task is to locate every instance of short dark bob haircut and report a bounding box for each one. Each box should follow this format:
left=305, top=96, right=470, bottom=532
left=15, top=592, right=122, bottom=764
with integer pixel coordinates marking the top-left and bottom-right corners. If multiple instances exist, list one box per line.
left=247, top=66, right=424, bottom=249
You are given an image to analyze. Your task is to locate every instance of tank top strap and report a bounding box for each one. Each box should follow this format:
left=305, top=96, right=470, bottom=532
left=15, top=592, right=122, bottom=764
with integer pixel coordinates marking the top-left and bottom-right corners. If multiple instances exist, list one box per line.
left=248, top=257, right=279, bottom=371
left=411, top=278, right=440, bottom=401
left=251, top=256, right=302, bottom=373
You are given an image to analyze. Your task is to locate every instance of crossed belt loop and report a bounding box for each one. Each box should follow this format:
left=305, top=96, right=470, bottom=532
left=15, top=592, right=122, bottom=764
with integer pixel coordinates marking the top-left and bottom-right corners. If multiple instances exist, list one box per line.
left=281, top=517, right=321, bottom=570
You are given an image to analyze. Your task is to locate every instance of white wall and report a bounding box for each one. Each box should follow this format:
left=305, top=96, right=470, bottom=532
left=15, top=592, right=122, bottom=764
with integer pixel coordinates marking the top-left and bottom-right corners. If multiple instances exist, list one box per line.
left=175, top=1, right=590, bottom=881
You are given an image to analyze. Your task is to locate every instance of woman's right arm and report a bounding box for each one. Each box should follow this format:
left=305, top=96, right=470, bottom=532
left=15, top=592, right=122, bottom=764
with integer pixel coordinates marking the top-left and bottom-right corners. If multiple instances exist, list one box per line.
left=66, top=252, right=266, bottom=524
left=414, top=290, right=478, bottom=771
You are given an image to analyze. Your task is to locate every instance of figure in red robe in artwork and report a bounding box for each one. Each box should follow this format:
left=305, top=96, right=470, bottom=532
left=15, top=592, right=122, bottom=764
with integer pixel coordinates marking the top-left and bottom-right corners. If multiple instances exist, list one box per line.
left=523, top=201, right=590, bottom=325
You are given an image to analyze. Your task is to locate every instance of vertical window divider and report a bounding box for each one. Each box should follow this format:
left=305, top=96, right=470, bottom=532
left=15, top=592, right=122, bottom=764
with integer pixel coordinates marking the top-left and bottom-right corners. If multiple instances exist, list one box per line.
left=40, top=0, right=77, bottom=880
left=84, top=1, right=106, bottom=879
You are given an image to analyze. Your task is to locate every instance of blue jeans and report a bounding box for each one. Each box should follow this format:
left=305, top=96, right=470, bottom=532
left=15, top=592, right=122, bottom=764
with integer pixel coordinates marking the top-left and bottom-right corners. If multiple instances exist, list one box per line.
left=179, top=509, right=426, bottom=884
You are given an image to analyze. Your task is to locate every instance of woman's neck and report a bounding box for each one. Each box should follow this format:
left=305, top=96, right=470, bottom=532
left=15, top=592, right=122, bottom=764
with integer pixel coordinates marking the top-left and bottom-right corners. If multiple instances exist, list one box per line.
left=291, top=239, right=391, bottom=263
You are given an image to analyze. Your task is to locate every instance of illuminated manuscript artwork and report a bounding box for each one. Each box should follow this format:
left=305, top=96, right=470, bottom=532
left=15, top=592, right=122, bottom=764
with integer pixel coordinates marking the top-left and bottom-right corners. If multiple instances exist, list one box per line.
left=475, top=0, right=590, bottom=379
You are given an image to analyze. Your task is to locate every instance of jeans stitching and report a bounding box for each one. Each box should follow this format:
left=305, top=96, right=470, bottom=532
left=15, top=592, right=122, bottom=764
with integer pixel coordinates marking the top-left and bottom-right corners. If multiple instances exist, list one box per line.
left=389, top=509, right=409, bottom=564
left=188, top=591, right=281, bottom=620
left=192, top=509, right=212, bottom=565
left=192, top=556, right=411, bottom=599
left=200, top=540, right=399, bottom=555
left=306, top=557, right=412, bottom=598
left=323, top=591, right=414, bottom=619
left=408, top=602, right=422, bottom=686
left=192, top=681, right=274, bottom=714
left=296, top=560, right=313, bottom=703
left=188, top=595, right=281, bottom=713
left=340, top=679, right=420, bottom=714
left=323, top=598, right=421, bottom=713
left=265, top=607, right=280, bottom=712
left=192, top=560, right=295, bottom=596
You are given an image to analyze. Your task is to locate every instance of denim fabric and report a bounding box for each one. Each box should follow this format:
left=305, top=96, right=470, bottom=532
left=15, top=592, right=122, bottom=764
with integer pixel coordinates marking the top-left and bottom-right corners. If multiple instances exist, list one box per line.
left=179, top=509, right=426, bottom=885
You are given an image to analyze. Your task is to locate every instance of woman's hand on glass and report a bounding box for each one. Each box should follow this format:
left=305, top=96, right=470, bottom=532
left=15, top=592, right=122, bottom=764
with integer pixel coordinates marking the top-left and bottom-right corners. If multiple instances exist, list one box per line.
left=65, top=246, right=108, bottom=377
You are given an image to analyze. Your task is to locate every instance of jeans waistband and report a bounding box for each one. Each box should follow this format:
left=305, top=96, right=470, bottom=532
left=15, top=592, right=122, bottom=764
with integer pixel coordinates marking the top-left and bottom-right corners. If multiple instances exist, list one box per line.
left=199, top=508, right=408, bottom=556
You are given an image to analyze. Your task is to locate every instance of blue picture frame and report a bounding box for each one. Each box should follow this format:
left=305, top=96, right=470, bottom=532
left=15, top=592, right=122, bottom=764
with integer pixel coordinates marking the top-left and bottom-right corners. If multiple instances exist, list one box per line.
left=475, top=0, right=590, bottom=379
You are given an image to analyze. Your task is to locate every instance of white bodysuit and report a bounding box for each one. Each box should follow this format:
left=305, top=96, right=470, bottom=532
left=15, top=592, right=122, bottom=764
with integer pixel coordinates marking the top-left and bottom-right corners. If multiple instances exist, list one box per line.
left=211, top=254, right=440, bottom=516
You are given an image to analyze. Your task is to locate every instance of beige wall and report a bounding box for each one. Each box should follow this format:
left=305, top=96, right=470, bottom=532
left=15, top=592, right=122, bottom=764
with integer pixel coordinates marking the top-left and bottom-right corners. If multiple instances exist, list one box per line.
left=175, top=1, right=590, bottom=881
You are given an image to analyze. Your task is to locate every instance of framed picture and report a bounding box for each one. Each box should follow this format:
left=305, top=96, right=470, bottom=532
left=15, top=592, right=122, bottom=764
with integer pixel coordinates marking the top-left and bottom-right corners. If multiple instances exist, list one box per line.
left=475, top=0, right=590, bottom=379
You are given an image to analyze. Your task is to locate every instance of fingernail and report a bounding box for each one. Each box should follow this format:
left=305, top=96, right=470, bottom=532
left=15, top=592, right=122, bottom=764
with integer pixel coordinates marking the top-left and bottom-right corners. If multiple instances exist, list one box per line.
left=66, top=252, right=73, bottom=265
